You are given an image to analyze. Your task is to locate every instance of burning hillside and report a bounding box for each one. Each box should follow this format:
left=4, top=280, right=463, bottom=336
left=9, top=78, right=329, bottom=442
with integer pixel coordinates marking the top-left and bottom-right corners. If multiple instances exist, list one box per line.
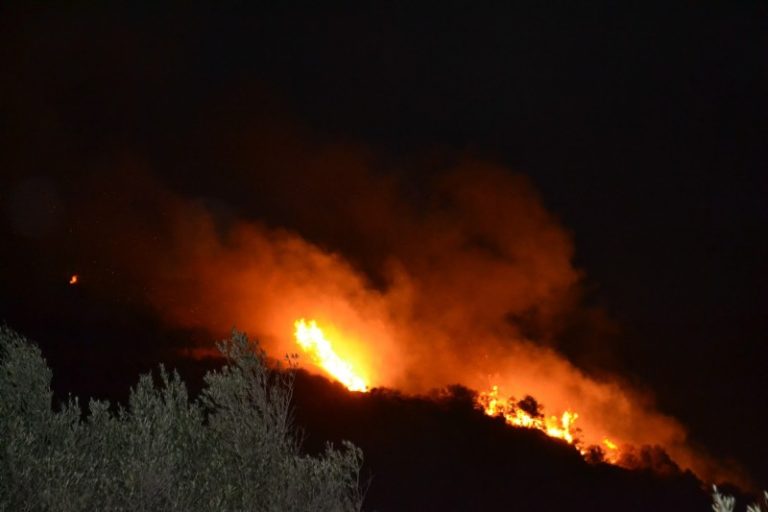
left=56, top=156, right=745, bottom=488
left=288, top=315, right=673, bottom=472
left=288, top=366, right=712, bottom=512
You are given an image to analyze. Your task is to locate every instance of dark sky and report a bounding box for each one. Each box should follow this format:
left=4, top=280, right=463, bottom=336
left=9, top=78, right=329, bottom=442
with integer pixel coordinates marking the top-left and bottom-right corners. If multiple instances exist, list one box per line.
left=1, top=1, right=767, bottom=493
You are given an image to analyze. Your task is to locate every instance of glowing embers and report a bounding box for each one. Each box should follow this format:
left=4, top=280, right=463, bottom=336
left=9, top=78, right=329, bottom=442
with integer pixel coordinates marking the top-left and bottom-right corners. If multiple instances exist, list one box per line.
left=293, top=319, right=369, bottom=392
left=478, top=385, right=580, bottom=445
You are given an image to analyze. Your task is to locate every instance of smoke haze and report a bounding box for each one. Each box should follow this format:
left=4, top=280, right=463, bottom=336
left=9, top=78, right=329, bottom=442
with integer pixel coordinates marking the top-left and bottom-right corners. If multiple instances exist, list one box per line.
left=42, top=121, right=742, bottom=486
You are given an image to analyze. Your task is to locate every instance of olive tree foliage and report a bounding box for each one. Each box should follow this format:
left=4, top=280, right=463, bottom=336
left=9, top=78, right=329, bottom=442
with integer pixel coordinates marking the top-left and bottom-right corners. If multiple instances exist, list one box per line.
left=712, top=486, right=768, bottom=512
left=0, top=326, right=364, bottom=512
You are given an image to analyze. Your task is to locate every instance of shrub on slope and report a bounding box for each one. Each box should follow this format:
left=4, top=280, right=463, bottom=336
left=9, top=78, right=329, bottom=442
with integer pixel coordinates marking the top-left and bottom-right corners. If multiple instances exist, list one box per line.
left=0, top=326, right=363, bottom=512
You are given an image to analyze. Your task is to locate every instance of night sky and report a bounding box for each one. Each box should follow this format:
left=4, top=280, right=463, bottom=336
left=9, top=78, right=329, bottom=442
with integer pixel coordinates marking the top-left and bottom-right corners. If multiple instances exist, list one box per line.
left=2, top=2, right=767, bottom=505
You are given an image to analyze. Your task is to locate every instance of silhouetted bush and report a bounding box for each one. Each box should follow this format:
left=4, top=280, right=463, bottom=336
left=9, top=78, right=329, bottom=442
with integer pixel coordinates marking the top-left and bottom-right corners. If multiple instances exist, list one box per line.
left=0, top=326, right=364, bottom=512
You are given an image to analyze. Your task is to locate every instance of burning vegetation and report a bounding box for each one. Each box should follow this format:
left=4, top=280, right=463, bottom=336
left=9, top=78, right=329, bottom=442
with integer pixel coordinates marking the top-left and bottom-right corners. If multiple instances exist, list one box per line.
left=294, top=318, right=369, bottom=392
left=477, top=385, right=579, bottom=445
left=292, top=316, right=629, bottom=468
left=62, top=159, right=743, bottom=487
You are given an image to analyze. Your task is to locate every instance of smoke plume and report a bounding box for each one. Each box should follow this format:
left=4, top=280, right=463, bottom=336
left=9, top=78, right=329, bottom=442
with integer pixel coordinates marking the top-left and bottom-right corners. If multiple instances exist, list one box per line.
left=60, top=128, right=740, bottom=487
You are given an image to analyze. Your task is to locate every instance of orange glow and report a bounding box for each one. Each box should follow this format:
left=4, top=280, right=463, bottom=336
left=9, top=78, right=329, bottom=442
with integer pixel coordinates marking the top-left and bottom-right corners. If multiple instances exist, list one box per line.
left=69, top=274, right=79, bottom=285
left=293, top=318, right=369, bottom=392
left=478, top=385, right=580, bottom=445
left=602, top=438, right=621, bottom=463
left=100, top=164, right=733, bottom=485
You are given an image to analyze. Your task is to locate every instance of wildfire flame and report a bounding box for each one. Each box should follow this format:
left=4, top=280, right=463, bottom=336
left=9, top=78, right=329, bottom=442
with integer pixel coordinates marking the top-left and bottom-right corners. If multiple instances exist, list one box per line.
left=287, top=320, right=655, bottom=472
left=291, top=320, right=613, bottom=459
left=69, top=274, right=79, bottom=285
left=601, top=438, right=621, bottom=463
left=293, top=318, right=369, bottom=392
left=478, top=385, right=580, bottom=446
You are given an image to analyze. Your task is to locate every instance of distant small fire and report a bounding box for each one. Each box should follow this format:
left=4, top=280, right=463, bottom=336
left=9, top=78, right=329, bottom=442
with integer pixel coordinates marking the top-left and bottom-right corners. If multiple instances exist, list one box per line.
left=293, top=319, right=369, bottom=392
left=69, top=274, right=79, bottom=285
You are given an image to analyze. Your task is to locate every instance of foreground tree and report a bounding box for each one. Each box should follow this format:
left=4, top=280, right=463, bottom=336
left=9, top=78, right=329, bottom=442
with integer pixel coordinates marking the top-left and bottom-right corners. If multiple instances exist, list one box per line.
left=0, top=326, right=364, bottom=512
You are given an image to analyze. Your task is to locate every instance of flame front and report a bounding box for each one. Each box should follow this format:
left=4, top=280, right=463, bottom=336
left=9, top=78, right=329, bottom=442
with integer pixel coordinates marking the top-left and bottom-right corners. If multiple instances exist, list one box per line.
left=287, top=321, right=647, bottom=471
left=293, top=319, right=369, bottom=392
left=478, top=385, right=580, bottom=445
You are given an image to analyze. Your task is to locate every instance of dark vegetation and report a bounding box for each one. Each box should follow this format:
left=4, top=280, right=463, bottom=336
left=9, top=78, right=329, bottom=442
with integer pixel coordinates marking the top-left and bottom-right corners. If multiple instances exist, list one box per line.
left=291, top=371, right=710, bottom=511
left=0, top=327, right=363, bottom=512
left=3, top=324, right=762, bottom=511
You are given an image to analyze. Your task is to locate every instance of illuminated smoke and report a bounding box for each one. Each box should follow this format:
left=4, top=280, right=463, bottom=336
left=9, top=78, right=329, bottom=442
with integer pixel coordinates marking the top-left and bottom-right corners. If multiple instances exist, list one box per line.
left=65, top=147, right=741, bottom=486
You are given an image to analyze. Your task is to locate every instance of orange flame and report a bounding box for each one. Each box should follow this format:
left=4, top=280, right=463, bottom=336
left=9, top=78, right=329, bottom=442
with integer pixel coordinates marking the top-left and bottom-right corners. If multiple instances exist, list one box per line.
left=602, top=438, right=621, bottom=463
left=289, top=320, right=629, bottom=465
left=478, top=385, right=580, bottom=446
left=293, top=318, right=369, bottom=392
left=69, top=274, right=79, bottom=285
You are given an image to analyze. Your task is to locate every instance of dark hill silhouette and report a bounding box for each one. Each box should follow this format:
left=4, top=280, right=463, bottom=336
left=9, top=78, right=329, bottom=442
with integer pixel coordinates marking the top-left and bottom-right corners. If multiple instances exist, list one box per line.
left=291, top=370, right=709, bottom=512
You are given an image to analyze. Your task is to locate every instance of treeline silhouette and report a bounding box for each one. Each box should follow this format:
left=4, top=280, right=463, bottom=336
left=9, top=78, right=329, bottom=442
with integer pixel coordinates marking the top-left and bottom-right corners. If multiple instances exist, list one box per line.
left=290, top=370, right=711, bottom=511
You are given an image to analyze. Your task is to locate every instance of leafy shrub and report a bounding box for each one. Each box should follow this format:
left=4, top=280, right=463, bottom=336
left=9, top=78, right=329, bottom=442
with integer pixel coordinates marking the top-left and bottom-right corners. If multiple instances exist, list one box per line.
left=712, top=486, right=768, bottom=512
left=0, top=326, right=364, bottom=512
